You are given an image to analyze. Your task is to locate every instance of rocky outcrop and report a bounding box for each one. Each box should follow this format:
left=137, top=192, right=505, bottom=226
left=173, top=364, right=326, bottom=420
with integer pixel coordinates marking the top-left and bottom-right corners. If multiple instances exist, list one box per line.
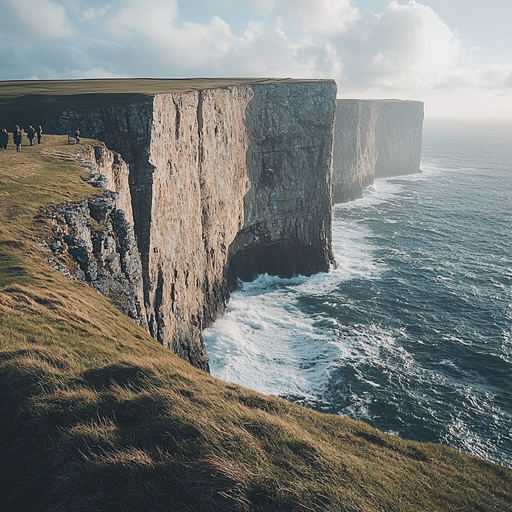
left=43, top=79, right=337, bottom=371
left=332, top=99, right=423, bottom=203
left=43, top=145, right=147, bottom=329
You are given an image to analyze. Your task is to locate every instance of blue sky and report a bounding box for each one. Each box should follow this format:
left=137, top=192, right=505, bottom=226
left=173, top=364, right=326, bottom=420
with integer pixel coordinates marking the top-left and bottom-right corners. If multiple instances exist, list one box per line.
left=1, top=0, right=511, bottom=117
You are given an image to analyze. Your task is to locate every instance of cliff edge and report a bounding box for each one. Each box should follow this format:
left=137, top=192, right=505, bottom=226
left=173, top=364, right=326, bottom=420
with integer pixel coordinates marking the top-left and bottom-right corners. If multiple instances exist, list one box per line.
left=32, top=78, right=337, bottom=370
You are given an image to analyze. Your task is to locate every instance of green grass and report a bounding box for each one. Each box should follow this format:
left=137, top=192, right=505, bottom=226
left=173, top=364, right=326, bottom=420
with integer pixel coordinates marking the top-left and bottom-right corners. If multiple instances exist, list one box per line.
left=1, top=136, right=511, bottom=511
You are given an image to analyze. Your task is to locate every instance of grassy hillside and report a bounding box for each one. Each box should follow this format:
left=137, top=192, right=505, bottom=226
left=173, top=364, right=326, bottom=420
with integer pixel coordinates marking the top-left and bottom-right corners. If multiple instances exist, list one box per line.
left=1, top=136, right=511, bottom=511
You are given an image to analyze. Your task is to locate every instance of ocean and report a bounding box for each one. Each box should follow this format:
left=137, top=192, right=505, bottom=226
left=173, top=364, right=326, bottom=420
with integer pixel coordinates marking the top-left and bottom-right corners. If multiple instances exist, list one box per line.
left=203, top=118, right=512, bottom=469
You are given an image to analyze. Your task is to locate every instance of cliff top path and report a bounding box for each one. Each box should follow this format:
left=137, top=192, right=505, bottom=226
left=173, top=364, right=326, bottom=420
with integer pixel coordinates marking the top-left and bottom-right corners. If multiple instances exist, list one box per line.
left=0, top=131, right=511, bottom=510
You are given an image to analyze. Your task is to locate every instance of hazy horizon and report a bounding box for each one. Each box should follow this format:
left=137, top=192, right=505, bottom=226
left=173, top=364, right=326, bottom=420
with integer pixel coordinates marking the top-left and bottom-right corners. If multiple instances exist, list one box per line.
left=1, top=0, right=511, bottom=118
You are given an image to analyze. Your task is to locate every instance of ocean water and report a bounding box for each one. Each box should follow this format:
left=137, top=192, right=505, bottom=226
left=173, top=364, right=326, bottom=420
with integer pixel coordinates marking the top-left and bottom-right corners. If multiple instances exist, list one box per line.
left=204, top=118, right=512, bottom=468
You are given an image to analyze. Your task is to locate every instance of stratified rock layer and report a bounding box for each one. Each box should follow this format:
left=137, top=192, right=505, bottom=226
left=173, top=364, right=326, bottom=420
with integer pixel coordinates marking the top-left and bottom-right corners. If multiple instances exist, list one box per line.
left=45, top=80, right=337, bottom=370
left=333, top=99, right=423, bottom=203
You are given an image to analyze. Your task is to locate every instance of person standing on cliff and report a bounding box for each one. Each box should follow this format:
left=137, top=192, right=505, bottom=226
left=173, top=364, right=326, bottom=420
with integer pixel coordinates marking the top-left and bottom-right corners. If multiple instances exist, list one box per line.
left=27, top=125, right=35, bottom=146
left=0, top=128, right=8, bottom=149
left=36, top=125, right=42, bottom=144
left=13, top=125, right=22, bottom=152
left=75, top=129, right=80, bottom=143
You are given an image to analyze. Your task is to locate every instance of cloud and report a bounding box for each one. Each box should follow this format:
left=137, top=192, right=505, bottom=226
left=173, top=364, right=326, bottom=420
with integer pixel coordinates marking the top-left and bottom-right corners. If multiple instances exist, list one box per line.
left=112, top=0, right=179, bottom=38
left=332, top=1, right=462, bottom=91
left=0, top=0, right=511, bottom=117
left=281, top=0, right=360, bottom=35
left=1, top=0, right=74, bottom=41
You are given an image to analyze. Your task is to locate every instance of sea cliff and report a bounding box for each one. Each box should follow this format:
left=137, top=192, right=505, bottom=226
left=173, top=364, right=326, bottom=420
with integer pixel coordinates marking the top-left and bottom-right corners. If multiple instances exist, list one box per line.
left=333, top=99, right=423, bottom=203
left=42, top=79, right=337, bottom=370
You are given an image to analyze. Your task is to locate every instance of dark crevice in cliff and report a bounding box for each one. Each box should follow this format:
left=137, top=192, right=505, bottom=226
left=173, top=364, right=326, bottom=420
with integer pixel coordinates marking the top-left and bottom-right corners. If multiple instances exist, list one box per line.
left=196, top=91, right=204, bottom=165
left=173, top=99, right=181, bottom=140
left=226, top=237, right=331, bottom=291
left=196, top=91, right=231, bottom=334
left=149, top=268, right=165, bottom=342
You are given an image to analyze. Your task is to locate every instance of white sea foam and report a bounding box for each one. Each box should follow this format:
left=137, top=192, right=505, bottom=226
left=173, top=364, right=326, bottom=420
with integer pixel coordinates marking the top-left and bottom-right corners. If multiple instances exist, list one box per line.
left=205, top=172, right=403, bottom=400
left=338, top=177, right=402, bottom=210
left=204, top=280, right=338, bottom=399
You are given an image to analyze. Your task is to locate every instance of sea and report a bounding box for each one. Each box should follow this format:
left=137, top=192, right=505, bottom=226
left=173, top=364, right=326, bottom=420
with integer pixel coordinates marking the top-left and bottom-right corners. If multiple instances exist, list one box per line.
left=204, top=118, right=512, bottom=469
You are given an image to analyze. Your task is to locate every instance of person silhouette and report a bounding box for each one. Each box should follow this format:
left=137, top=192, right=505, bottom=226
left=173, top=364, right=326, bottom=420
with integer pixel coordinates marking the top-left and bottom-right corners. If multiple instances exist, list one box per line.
left=14, top=125, right=22, bottom=152
left=27, top=125, right=35, bottom=146
left=0, top=128, right=8, bottom=149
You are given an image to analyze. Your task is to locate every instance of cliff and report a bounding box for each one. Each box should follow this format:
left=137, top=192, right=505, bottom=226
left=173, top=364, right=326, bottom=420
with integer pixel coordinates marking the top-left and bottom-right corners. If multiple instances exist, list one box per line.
left=374, top=100, right=424, bottom=178
left=43, top=144, right=148, bottom=331
left=39, top=79, right=336, bottom=371
left=332, top=99, right=423, bottom=203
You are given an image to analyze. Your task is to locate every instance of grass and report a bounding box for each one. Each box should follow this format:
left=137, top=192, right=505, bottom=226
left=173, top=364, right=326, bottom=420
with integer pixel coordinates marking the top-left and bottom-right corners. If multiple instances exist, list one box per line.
left=1, top=136, right=512, bottom=511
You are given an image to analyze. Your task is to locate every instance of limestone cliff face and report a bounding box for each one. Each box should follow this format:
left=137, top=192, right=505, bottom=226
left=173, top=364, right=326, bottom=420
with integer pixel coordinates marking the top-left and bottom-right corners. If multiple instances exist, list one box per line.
left=45, top=80, right=337, bottom=370
left=332, top=99, right=423, bottom=203
left=227, top=82, right=336, bottom=286
left=333, top=100, right=379, bottom=203
left=374, top=100, right=424, bottom=178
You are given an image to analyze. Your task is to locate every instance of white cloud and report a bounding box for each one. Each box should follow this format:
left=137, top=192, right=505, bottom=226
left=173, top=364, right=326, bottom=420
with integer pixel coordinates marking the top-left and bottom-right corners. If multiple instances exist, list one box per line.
left=81, top=6, right=112, bottom=24
left=282, top=0, right=360, bottom=35
left=112, top=0, right=179, bottom=38
left=0, top=0, right=511, bottom=116
left=333, top=1, right=462, bottom=91
left=2, top=0, right=74, bottom=40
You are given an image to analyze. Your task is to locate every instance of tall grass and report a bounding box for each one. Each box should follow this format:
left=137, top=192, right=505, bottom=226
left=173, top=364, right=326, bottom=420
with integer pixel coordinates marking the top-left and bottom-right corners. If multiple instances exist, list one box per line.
left=1, top=135, right=511, bottom=511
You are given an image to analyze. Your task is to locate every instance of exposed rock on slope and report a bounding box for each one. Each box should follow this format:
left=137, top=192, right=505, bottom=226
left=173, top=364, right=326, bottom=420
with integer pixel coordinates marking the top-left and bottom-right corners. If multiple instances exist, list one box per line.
left=333, top=99, right=423, bottom=203
left=44, top=145, right=147, bottom=329
left=44, top=80, right=337, bottom=370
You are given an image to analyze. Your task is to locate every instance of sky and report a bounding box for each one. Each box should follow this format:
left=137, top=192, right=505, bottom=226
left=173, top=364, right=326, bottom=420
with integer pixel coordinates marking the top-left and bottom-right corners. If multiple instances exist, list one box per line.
left=0, top=0, right=511, bottom=118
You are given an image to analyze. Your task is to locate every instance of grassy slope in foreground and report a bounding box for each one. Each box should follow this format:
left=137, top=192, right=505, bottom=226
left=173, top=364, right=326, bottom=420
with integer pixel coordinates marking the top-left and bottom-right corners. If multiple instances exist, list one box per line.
left=0, top=137, right=511, bottom=512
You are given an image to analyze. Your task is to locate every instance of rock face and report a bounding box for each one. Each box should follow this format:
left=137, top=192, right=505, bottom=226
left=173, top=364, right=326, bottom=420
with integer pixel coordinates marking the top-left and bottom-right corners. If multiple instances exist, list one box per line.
left=332, top=100, right=379, bottom=203
left=44, top=80, right=337, bottom=371
left=332, top=99, right=423, bottom=203
left=374, top=100, right=424, bottom=178
left=44, top=145, right=147, bottom=330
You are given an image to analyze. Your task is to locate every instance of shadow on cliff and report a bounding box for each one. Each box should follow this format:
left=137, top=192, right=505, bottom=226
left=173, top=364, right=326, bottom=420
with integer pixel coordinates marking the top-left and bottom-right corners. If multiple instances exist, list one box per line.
left=224, top=85, right=334, bottom=291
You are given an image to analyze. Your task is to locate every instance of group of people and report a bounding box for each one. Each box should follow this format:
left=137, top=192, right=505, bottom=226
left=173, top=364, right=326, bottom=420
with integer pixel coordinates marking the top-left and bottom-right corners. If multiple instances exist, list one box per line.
left=0, top=125, right=43, bottom=151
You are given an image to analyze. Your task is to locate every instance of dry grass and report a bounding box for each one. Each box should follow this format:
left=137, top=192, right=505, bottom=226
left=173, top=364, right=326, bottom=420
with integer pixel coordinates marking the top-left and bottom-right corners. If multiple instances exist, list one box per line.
left=1, top=134, right=511, bottom=511
left=0, top=77, right=329, bottom=97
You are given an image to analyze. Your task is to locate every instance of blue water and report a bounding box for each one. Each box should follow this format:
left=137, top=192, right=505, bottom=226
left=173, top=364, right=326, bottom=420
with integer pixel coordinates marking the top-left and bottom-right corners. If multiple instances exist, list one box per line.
left=204, top=118, right=512, bottom=468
